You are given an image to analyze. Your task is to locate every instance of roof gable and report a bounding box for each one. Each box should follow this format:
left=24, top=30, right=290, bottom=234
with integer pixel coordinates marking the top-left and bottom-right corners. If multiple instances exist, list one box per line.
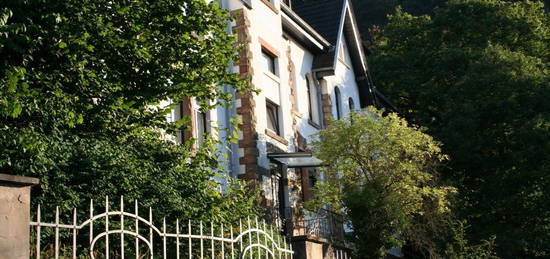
left=292, top=0, right=368, bottom=75
left=293, top=0, right=381, bottom=108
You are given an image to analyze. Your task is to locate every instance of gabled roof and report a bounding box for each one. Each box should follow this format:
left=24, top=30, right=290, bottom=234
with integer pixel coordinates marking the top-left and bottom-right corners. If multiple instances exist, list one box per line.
left=292, top=0, right=344, bottom=45
left=280, top=3, right=331, bottom=53
left=292, top=0, right=369, bottom=73
left=287, top=0, right=395, bottom=110
left=292, top=0, right=345, bottom=70
left=292, top=0, right=378, bottom=107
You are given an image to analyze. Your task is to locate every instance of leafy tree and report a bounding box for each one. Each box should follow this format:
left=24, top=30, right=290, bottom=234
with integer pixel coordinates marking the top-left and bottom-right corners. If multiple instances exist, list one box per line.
left=350, top=0, right=549, bottom=42
left=370, top=0, right=549, bottom=257
left=308, top=108, right=457, bottom=258
left=441, top=221, right=498, bottom=259
left=0, top=0, right=258, bottom=225
left=350, top=0, right=447, bottom=40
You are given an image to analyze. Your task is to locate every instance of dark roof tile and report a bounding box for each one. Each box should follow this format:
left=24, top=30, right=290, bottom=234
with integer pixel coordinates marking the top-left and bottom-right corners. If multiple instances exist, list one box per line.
left=292, top=0, right=345, bottom=45
left=292, top=0, right=345, bottom=70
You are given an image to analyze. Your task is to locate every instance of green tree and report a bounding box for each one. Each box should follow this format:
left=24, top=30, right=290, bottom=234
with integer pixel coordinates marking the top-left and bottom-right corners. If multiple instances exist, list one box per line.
left=0, top=0, right=258, bottom=224
left=309, top=108, right=457, bottom=258
left=350, top=0, right=447, bottom=40
left=350, top=0, right=550, bottom=42
left=370, top=0, right=549, bottom=257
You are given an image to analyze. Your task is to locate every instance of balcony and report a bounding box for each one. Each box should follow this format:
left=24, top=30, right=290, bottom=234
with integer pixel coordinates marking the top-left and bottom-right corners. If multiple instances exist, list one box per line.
left=266, top=206, right=347, bottom=243
left=295, top=209, right=345, bottom=242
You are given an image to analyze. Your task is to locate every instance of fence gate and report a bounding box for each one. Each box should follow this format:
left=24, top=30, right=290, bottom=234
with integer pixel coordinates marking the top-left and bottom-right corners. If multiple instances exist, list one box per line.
left=29, top=196, right=294, bottom=258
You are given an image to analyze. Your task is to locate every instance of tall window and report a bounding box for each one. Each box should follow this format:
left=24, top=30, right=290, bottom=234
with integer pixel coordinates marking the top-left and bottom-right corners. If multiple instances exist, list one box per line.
left=196, top=110, right=208, bottom=146
left=306, top=75, right=321, bottom=126
left=261, top=50, right=276, bottom=75
left=334, top=87, right=342, bottom=120
left=266, top=100, right=280, bottom=135
left=306, top=77, right=313, bottom=119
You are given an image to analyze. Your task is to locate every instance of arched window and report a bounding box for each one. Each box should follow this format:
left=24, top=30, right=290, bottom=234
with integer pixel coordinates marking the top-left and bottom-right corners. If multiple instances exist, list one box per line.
left=334, top=87, right=342, bottom=120
left=349, top=98, right=355, bottom=111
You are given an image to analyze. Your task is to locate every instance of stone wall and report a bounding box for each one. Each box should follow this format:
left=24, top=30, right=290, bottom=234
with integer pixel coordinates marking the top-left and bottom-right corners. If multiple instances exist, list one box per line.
left=0, top=174, right=38, bottom=259
left=232, top=9, right=260, bottom=180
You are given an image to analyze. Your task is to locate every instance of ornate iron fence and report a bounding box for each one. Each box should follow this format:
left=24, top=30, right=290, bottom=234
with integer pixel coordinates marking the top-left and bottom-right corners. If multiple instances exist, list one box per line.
left=29, top=196, right=293, bottom=258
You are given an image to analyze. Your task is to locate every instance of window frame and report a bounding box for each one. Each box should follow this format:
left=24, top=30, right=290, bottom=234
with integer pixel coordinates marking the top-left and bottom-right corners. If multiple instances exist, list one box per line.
left=334, top=87, right=342, bottom=120
left=306, top=77, right=313, bottom=120
left=195, top=110, right=208, bottom=146
left=306, top=74, right=322, bottom=128
left=261, top=49, right=277, bottom=75
left=266, top=100, right=280, bottom=135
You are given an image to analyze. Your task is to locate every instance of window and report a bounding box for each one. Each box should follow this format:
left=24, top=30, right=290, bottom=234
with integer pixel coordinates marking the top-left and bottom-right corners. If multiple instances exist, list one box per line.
left=261, top=50, right=276, bottom=75
left=196, top=110, right=208, bottom=146
left=334, top=87, right=342, bottom=120
left=266, top=100, right=280, bottom=135
left=349, top=97, right=355, bottom=111
left=306, top=75, right=321, bottom=126
left=306, top=77, right=313, bottom=119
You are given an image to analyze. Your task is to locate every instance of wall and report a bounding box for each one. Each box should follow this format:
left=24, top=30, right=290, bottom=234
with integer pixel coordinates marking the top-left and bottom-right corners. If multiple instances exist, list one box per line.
left=0, top=174, right=38, bottom=259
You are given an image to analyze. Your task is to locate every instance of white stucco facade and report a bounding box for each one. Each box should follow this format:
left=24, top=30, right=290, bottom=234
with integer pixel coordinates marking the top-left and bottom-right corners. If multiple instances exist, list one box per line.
left=170, top=0, right=379, bottom=256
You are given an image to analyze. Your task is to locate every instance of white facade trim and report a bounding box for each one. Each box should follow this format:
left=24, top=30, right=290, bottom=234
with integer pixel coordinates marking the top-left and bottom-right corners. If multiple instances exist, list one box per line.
left=281, top=12, right=327, bottom=50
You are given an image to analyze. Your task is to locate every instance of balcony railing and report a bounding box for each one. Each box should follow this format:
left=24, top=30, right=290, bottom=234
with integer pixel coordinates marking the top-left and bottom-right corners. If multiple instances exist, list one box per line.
left=294, top=208, right=345, bottom=242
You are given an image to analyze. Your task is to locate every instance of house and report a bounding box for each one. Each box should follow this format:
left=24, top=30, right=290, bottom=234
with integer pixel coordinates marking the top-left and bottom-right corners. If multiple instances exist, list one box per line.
left=168, top=0, right=393, bottom=257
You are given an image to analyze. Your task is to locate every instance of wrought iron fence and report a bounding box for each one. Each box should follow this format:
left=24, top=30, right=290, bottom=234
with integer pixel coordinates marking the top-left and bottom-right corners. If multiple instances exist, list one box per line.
left=29, top=196, right=294, bottom=258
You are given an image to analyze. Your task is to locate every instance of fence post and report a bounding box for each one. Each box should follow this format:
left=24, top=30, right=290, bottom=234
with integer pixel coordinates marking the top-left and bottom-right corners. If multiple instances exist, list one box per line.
left=0, top=173, right=39, bottom=259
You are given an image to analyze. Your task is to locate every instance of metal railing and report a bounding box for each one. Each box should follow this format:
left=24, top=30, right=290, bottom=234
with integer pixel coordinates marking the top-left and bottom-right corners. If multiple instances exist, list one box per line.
left=268, top=207, right=351, bottom=258
left=30, top=196, right=293, bottom=258
left=295, top=209, right=345, bottom=242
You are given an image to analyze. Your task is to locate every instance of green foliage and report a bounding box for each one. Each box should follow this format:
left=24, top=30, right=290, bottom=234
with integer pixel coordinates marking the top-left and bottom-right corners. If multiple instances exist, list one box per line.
left=0, top=0, right=258, bottom=225
left=370, top=0, right=549, bottom=257
left=351, top=0, right=446, bottom=39
left=309, top=108, right=456, bottom=258
left=350, top=0, right=549, bottom=41
left=442, top=221, right=498, bottom=259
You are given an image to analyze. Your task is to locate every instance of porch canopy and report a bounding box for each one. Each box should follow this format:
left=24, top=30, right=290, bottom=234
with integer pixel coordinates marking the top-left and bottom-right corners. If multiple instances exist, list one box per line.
left=267, top=152, right=325, bottom=168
